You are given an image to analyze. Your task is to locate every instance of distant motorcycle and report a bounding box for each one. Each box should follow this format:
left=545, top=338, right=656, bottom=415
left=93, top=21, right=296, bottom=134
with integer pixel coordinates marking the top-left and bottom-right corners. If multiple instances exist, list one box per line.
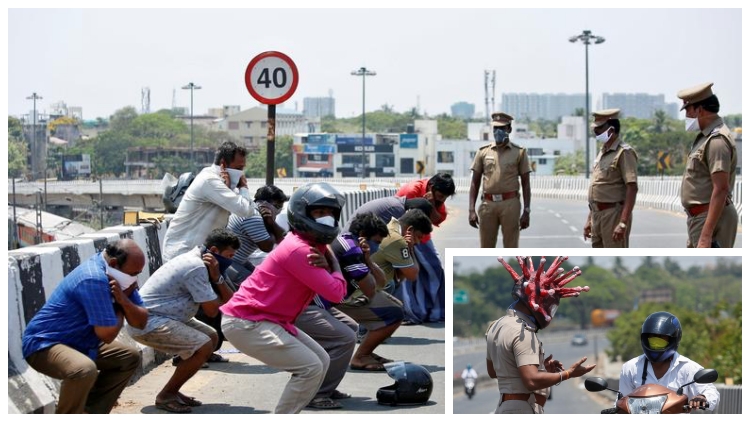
left=464, top=377, right=476, bottom=400
left=584, top=369, right=718, bottom=414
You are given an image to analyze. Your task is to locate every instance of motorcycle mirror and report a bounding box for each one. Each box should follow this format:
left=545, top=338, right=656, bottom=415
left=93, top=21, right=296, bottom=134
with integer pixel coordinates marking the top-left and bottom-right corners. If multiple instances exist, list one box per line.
left=694, top=369, right=718, bottom=384
left=584, top=377, right=608, bottom=392
left=677, top=369, right=718, bottom=396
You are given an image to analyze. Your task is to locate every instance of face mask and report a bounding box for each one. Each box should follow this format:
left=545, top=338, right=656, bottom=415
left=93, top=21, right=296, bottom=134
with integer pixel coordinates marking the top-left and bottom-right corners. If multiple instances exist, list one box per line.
left=210, top=251, right=234, bottom=275
left=647, top=336, right=669, bottom=350
left=315, top=216, right=336, bottom=227
left=493, top=128, right=509, bottom=144
left=595, top=128, right=612, bottom=143
left=225, top=168, right=244, bottom=188
left=685, top=117, right=700, bottom=132
left=106, top=263, right=138, bottom=290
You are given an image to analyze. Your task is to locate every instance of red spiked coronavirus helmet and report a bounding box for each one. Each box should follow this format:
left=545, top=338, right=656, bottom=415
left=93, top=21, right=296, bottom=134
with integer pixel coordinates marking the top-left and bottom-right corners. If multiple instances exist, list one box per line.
left=498, top=256, right=589, bottom=329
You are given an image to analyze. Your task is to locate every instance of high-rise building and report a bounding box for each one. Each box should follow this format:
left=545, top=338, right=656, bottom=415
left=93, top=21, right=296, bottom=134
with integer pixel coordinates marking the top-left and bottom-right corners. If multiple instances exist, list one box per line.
left=601, top=93, right=679, bottom=120
left=450, top=101, right=475, bottom=119
left=303, top=97, right=336, bottom=118
left=501, top=93, right=589, bottom=121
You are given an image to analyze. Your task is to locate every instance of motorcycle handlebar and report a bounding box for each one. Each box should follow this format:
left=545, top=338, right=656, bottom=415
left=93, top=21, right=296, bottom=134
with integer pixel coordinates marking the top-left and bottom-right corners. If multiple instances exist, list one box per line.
left=600, top=408, right=618, bottom=414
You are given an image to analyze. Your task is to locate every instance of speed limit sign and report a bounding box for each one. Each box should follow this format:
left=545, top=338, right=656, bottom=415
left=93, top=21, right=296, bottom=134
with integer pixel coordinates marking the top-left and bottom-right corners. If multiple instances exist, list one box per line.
left=244, top=51, right=299, bottom=105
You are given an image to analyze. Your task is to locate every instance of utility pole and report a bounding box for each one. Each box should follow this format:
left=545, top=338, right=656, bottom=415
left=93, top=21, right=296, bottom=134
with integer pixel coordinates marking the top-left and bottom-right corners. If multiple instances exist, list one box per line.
left=182, top=82, right=201, bottom=170
left=351, top=67, right=376, bottom=178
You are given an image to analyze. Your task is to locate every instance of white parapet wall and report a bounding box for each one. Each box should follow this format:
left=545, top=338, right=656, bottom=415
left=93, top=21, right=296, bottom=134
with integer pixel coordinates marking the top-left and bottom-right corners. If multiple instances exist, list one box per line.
left=7, top=186, right=397, bottom=414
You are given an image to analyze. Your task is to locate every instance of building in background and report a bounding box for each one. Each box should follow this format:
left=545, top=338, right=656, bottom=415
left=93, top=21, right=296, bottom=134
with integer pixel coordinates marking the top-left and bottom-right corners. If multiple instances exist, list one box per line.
left=600, top=93, right=679, bottom=119
left=451, top=101, right=475, bottom=120
left=303, top=96, right=336, bottom=118
left=501, top=93, right=589, bottom=121
left=215, top=106, right=308, bottom=152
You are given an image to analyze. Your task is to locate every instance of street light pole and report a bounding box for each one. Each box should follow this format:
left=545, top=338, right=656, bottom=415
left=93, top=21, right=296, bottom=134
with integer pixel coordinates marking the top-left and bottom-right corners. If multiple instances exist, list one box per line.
left=26, top=92, right=46, bottom=210
left=351, top=67, right=376, bottom=178
left=182, top=82, right=201, bottom=170
left=569, top=30, right=605, bottom=179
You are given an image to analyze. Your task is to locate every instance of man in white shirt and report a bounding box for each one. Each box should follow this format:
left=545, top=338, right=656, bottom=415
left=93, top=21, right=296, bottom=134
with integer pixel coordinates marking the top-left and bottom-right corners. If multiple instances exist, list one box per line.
left=163, top=141, right=256, bottom=262
left=461, top=364, right=478, bottom=381
left=619, top=311, right=720, bottom=411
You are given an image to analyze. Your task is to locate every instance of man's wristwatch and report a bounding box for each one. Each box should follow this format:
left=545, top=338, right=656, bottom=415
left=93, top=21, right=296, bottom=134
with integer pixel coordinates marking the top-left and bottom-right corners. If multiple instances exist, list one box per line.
left=618, top=222, right=627, bottom=230
left=524, top=207, right=531, bottom=213
left=212, top=275, right=225, bottom=285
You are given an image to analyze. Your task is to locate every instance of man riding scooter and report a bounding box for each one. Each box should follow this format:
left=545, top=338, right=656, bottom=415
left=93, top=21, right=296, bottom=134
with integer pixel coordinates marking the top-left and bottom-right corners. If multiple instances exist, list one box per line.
left=618, top=311, right=720, bottom=411
left=462, top=364, right=478, bottom=399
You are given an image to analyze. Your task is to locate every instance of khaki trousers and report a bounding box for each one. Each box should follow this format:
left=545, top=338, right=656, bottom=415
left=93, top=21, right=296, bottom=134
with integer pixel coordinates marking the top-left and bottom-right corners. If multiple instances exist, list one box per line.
left=478, top=197, right=521, bottom=248
left=687, top=203, right=738, bottom=248
left=495, top=394, right=544, bottom=414
left=25, top=341, right=141, bottom=414
left=591, top=205, right=632, bottom=248
left=222, top=315, right=329, bottom=414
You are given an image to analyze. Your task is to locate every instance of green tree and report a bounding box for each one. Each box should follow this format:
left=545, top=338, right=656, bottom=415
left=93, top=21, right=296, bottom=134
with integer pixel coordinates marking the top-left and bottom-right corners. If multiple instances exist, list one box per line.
left=8, top=139, right=28, bottom=178
left=554, top=150, right=584, bottom=175
left=244, top=135, right=294, bottom=179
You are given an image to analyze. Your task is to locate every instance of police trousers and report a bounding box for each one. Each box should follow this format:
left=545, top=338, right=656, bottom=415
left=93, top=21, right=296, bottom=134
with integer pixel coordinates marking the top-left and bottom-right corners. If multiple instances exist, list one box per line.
left=687, top=203, right=738, bottom=248
left=591, top=204, right=631, bottom=248
left=478, top=197, right=521, bottom=248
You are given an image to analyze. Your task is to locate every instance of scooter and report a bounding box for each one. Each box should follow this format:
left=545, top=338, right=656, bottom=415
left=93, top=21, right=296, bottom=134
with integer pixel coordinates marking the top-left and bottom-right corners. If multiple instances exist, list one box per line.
left=464, top=377, right=476, bottom=400
left=584, top=368, right=718, bottom=414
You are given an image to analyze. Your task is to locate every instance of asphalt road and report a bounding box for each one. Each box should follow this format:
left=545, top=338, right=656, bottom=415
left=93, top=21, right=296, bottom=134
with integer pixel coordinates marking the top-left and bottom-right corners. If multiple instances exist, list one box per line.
left=453, top=333, right=613, bottom=414
left=432, top=196, right=741, bottom=250
left=112, top=322, right=445, bottom=414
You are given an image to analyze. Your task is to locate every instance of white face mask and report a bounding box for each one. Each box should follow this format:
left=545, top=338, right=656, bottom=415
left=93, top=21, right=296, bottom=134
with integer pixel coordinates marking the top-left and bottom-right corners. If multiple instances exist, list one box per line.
left=315, top=216, right=336, bottom=227
left=595, top=128, right=612, bottom=143
left=106, top=263, right=139, bottom=290
left=225, top=168, right=244, bottom=188
left=685, top=117, right=700, bottom=132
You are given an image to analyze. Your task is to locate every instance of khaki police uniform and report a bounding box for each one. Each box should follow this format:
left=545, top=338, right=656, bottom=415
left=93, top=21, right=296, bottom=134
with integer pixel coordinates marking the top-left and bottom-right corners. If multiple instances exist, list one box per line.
left=485, top=308, right=550, bottom=414
left=471, top=113, right=531, bottom=248
left=677, top=83, right=738, bottom=248
left=587, top=109, right=638, bottom=248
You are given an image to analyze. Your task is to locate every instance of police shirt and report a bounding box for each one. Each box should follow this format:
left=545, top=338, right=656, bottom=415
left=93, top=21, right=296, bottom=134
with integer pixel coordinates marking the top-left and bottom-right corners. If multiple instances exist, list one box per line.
left=471, top=142, right=531, bottom=195
left=588, top=138, right=638, bottom=204
left=681, top=116, right=736, bottom=208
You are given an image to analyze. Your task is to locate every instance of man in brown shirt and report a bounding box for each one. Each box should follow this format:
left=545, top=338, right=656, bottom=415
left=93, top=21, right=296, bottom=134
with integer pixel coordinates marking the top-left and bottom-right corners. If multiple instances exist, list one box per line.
left=583, top=109, right=638, bottom=248
left=486, top=256, right=595, bottom=414
left=469, top=112, right=532, bottom=248
left=677, top=82, right=737, bottom=248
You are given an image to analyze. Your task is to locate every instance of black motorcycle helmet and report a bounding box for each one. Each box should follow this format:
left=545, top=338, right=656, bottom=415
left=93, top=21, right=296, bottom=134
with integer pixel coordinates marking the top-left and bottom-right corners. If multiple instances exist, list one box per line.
left=641, top=311, right=682, bottom=363
left=376, top=362, right=433, bottom=406
left=287, top=182, right=345, bottom=245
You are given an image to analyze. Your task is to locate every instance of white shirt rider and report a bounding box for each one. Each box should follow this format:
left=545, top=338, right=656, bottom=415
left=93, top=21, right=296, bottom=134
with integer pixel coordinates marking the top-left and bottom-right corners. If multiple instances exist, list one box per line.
left=462, top=367, right=478, bottom=380
left=619, top=352, right=720, bottom=410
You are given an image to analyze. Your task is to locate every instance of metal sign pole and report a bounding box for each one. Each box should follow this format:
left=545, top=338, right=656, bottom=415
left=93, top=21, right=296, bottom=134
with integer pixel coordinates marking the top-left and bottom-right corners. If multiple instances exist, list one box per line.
left=266, top=104, right=276, bottom=186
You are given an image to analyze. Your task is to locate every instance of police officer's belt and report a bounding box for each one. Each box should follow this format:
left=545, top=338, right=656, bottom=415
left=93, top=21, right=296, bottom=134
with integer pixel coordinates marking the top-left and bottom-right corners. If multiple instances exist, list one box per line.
left=589, top=201, right=622, bottom=212
left=686, top=198, right=732, bottom=217
left=501, top=393, right=546, bottom=407
left=484, top=191, right=518, bottom=202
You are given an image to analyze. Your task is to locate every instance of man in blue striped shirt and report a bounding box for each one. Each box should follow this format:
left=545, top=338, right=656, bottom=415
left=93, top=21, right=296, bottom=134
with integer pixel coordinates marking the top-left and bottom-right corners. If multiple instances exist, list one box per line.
left=22, top=239, right=149, bottom=413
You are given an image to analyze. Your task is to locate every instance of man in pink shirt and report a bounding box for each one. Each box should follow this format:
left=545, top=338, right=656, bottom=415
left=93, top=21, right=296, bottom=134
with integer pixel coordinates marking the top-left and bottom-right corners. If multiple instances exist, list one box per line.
left=220, top=183, right=347, bottom=414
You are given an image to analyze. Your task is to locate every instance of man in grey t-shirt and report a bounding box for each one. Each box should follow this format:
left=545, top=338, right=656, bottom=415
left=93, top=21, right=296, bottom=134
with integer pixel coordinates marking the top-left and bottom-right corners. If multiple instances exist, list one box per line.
left=127, top=229, right=238, bottom=413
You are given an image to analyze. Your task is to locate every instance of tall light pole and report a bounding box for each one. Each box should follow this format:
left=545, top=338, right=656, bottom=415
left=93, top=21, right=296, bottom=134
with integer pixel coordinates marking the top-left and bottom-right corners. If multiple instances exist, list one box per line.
left=351, top=67, right=376, bottom=178
left=27, top=92, right=46, bottom=210
left=569, top=30, right=605, bottom=179
left=182, top=82, right=201, bottom=169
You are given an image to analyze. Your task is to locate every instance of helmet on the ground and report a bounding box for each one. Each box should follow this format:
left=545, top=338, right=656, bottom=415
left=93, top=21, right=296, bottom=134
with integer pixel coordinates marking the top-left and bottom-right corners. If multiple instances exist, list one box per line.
left=641, top=311, right=682, bottom=363
left=287, top=182, right=345, bottom=245
left=376, top=362, right=433, bottom=406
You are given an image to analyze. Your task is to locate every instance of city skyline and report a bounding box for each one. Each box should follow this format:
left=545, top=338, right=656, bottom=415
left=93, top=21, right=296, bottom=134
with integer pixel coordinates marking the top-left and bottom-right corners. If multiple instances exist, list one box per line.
left=6, top=6, right=742, bottom=122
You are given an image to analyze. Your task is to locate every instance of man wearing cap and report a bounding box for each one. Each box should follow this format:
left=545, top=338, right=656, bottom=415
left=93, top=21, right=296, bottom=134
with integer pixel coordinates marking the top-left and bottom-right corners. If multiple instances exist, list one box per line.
left=583, top=109, right=638, bottom=248
left=469, top=112, right=532, bottom=248
left=677, top=82, right=737, bottom=248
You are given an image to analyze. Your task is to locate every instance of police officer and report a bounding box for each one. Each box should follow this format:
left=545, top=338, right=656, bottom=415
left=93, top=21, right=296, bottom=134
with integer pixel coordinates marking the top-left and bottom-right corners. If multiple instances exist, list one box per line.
left=583, top=109, right=638, bottom=248
left=486, top=256, right=595, bottom=414
left=677, top=82, right=738, bottom=248
left=469, top=112, right=531, bottom=248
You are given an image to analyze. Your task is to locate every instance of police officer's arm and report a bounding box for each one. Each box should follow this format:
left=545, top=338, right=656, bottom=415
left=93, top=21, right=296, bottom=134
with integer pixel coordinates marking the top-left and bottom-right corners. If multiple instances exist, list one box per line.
left=519, top=149, right=532, bottom=229
left=618, top=149, right=638, bottom=231
left=487, top=359, right=497, bottom=379
left=469, top=170, right=482, bottom=228
left=517, top=357, right=595, bottom=391
left=699, top=172, right=730, bottom=247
